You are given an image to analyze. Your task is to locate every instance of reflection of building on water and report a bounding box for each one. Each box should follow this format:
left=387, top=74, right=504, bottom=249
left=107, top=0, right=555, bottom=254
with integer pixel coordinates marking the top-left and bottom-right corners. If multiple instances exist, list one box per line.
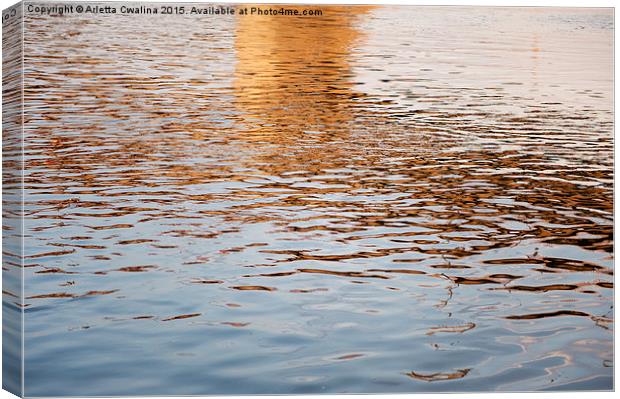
left=233, top=6, right=372, bottom=139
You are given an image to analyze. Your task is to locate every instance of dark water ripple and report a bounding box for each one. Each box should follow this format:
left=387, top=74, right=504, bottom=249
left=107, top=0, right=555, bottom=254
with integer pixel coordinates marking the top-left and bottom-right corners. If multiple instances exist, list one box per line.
left=5, top=5, right=613, bottom=395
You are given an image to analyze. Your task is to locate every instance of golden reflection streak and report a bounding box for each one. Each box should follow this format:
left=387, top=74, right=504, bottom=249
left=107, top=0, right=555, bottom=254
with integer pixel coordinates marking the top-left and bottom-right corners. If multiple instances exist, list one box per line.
left=233, top=6, right=373, bottom=152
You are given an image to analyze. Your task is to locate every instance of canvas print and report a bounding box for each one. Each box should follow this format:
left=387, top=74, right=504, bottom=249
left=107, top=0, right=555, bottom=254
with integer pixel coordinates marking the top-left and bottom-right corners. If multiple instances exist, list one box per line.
left=2, top=1, right=614, bottom=396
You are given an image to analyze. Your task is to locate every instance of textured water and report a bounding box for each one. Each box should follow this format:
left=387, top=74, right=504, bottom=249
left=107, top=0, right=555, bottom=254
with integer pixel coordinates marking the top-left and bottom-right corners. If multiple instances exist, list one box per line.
left=4, top=4, right=614, bottom=395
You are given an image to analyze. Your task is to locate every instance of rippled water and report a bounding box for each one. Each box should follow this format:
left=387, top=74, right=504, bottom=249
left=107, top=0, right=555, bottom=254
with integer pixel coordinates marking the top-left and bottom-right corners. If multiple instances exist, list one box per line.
left=6, top=4, right=615, bottom=395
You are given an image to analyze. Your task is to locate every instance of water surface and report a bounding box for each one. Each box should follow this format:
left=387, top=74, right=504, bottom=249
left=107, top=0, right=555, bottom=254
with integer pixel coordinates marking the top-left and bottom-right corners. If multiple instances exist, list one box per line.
left=9, top=4, right=615, bottom=395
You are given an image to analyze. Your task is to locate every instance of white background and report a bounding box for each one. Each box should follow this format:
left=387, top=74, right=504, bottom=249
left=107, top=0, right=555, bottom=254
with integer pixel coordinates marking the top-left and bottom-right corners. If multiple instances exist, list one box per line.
left=0, top=0, right=616, bottom=398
